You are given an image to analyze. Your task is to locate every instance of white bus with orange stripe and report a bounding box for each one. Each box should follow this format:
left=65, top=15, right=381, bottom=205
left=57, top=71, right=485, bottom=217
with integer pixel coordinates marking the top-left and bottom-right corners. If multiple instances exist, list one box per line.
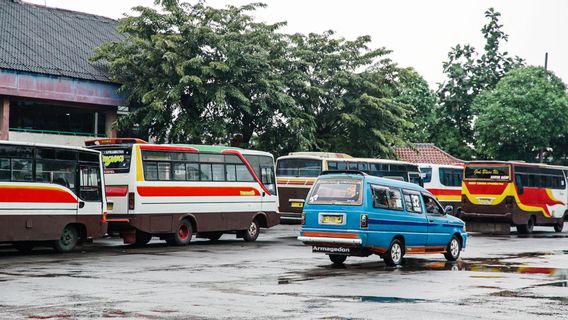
left=86, top=139, right=279, bottom=245
left=0, top=141, right=107, bottom=253
left=419, top=163, right=463, bottom=216
left=276, top=152, right=423, bottom=222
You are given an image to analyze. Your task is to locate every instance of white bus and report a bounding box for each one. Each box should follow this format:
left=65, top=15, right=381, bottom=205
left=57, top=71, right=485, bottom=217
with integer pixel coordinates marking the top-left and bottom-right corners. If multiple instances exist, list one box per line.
left=419, top=163, right=463, bottom=215
left=276, top=152, right=423, bottom=222
left=0, top=141, right=107, bottom=253
left=86, top=139, right=279, bottom=245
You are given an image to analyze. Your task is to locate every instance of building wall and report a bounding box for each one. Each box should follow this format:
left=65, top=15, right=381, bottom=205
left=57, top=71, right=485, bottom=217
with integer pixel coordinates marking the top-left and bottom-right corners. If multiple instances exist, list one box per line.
left=9, top=131, right=98, bottom=147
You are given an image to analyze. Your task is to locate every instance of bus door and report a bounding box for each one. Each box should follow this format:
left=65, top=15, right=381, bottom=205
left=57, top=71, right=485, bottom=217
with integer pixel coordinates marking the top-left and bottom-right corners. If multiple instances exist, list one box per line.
left=78, top=164, right=103, bottom=216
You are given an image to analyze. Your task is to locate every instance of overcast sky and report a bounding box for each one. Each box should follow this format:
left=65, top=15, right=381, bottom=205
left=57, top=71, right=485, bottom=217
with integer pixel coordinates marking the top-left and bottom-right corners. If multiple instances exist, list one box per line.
left=25, top=0, right=568, bottom=89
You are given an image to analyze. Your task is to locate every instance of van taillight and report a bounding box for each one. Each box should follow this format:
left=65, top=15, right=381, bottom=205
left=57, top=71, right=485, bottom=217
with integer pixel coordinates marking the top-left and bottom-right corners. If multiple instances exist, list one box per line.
left=128, top=192, right=135, bottom=210
left=301, top=212, right=305, bottom=225
left=361, top=214, right=368, bottom=228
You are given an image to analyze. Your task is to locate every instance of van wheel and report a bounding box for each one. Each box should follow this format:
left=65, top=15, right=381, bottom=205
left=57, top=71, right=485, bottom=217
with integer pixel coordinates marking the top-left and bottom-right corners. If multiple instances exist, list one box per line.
left=53, top=225, right=79, bottom=253
left=384, top=239, right=404, bottom=266
left=243, top=220, right=260, bottom=242
left=329, top=254, right=347, bottom=265
left=444, top=236, right=461, bottom=261
left=554, top=220, right=564, bottom=233
left=135, top=230, right=152, bottom=246
left=517, top=216, right=535, bottom=234
left=167, top=219, right=192, bottom=246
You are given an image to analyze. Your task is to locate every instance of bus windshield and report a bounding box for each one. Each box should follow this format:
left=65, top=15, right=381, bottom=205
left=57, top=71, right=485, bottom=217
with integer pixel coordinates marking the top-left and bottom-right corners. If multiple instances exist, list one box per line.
left=308, top=177, right=363, bottom=205
left=464, top=165, right=510, bottom=181
left=99, top=148, right=132, bottom=173
left=276, top=158, right=322, bottom=177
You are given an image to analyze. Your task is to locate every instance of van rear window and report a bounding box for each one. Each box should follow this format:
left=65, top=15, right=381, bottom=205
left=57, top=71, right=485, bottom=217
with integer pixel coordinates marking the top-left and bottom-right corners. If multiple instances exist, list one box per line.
left=308, top=178, right=363, bottom=205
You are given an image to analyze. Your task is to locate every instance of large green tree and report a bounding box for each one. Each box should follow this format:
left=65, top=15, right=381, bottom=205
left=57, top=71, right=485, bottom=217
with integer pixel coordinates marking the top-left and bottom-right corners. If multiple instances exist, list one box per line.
left=434, top=8, right=523, bottom=159
left=93, top=0, right=294, bottom=145
left=473, top=66, right=568, bottom=161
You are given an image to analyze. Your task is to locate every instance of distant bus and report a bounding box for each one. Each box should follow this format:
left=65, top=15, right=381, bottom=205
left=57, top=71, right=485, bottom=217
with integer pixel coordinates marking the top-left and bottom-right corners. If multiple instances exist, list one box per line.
left=276, top=152, right=423, bottom=222
left=86, top=139, right=279, bottom=245
left=420, top=163, right=463, bottom=215
left=0, top=141, right=107, bottom=253
left=461, top=161, right=567, bottom=233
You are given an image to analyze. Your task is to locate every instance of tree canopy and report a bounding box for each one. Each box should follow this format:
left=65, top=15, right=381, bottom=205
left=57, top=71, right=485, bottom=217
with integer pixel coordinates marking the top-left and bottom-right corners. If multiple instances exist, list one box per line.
left=93, top=0, right=432, bottom=158
left=473, top=66, right=568, bottom=162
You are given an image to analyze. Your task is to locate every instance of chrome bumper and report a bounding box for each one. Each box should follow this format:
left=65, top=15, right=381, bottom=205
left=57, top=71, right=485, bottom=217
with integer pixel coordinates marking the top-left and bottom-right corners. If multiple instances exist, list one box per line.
left=297, top=236, right=362, bottom=245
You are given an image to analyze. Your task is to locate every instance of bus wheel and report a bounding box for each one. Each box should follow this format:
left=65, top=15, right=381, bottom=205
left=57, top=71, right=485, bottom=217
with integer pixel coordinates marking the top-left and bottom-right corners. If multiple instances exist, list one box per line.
left=167, top=219, right=192, bottom=246
left=135, top=230, right=152, bottom=246
left=443, top=236, right=461, bottom=261
left=207, top=232, right=223, bottom=242
left=53, top=225, right=79, bottom=253
left=13, top=242, right=34, bottom=254
left=243, top=220, right=260, bottom=242
left=517, top=216, right=535, bottom=234
left=384, top=239, right=404, bottom=266
left=329, top=254, right=347, bottom=265
left=554, top=220, right=564, bottom=233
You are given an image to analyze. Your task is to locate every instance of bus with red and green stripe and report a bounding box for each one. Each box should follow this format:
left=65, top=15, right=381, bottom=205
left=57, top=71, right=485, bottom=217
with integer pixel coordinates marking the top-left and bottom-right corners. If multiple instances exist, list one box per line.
left=461, top=161, right=567, bottom=233
left=419, top=163, right=463, bottom=216
left=86, top=139, right=279, bottom=245
left=0, top=141, right=107, bottom=253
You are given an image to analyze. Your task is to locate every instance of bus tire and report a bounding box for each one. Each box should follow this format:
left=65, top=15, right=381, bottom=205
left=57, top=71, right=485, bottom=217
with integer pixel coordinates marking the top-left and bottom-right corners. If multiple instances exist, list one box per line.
left=517, top=216, right=535, bottom=234
left=329, top=254, right=347, bottom=265
left=135, top=230, right=152, bottom=246
left=13, top=242, right=34, bottom=254
left=554, top=220, right=564, bottom=233
left=168, top=219, right=192, bottom=246
left=384, top=239, right=404, bottom=266
left=53, top=225, right=79, bottom=253
left=443, top=236, right=461, bottom=261
left=243, top=220, right=260, bottom=242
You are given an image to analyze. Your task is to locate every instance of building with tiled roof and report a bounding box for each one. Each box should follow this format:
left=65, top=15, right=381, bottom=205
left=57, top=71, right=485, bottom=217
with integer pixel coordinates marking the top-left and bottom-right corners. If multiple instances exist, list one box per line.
left=0, top=0, right=125, bottom=146
left=393, top=143, right=463, bottom=165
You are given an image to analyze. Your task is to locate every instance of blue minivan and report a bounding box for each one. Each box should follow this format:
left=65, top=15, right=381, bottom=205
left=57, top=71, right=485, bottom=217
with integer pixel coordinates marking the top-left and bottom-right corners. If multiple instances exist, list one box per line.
left=298, top=171, right=468, bottom=266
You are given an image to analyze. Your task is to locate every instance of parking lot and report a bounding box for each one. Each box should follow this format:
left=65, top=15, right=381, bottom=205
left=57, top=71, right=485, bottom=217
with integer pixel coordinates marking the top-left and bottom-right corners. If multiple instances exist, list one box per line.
left=1, top=224, right=567, bottom=319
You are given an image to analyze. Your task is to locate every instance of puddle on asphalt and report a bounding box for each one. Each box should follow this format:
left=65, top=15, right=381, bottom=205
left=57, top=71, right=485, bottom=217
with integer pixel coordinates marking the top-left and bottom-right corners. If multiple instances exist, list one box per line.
left=278, top=251, right=568, bottom=285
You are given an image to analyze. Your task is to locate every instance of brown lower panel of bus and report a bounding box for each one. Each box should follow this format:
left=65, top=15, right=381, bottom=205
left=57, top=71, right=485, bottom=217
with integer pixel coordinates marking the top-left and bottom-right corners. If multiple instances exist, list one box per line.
left=0, top=214, right=107, bottom=243
left=461, top=196, right=566, bottom=226
left=107, top=211, right=280, bottom=235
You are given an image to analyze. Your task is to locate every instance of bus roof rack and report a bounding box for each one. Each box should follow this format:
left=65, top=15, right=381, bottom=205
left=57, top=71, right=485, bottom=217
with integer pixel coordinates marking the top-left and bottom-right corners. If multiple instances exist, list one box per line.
left=319, top=170, right=368, bottom=176
left=85, top=138, right=148, bottom=146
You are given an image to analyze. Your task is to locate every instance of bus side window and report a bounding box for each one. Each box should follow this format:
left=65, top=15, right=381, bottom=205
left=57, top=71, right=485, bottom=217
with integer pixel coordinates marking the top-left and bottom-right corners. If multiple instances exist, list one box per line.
left=11, top=159, right=33, bottom=181
left=0, top=158, right=10, bottom=181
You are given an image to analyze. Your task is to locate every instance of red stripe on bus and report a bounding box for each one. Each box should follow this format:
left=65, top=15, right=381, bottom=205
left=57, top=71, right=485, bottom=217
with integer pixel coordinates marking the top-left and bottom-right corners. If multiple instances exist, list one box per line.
left=137, top=186, right=261, bottom=197
left=428, top=188, right=461, bottom=196
left=464, top=182, right=508, bottom=195
left=106, top=185, right=129, bottom=197
left=139, top=145, right=198, bottom=153
left=0, top=186, right=77, bottom=203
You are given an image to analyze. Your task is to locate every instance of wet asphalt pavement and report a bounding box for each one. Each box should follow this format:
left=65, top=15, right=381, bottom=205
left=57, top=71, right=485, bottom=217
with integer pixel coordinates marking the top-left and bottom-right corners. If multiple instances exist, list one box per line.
left=0, top=225, right=567, bottom=319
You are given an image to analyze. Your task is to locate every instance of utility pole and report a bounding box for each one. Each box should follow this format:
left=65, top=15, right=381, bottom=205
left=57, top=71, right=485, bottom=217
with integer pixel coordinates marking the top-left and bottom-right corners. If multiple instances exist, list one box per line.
left=544, top=52, right=548, bottom=71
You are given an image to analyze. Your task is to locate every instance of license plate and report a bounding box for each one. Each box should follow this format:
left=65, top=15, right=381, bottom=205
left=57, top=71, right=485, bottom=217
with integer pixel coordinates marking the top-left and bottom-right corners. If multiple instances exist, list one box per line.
left=322, top=215, right=343, bottom=224
left=291, top=202, right=304, bottom=208
left=312, top=246, right=353, bottom=254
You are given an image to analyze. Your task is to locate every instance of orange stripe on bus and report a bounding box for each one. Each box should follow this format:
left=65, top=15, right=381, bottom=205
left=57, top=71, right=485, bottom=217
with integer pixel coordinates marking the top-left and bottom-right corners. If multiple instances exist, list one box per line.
left=137, top=186, right=261, bottom=197
left=0, top=186, right=77, bottom=203
left=303, top=231, right=359, bottom=239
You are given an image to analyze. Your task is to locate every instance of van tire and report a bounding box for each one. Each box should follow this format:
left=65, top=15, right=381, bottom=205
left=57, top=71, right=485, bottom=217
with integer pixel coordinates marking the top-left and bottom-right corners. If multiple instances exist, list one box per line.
left=554, top=220, right=564, bottom=233
left=444, top=236, right=461, bottom=261
left=329, top=254, right=347, bottom=265
left=384, top=239, right=404, bottom=266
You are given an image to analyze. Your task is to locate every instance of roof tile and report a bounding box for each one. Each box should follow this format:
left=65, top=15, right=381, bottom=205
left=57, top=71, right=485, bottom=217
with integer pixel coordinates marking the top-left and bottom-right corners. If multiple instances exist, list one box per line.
left=393, top=143, right=462, bottom=165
